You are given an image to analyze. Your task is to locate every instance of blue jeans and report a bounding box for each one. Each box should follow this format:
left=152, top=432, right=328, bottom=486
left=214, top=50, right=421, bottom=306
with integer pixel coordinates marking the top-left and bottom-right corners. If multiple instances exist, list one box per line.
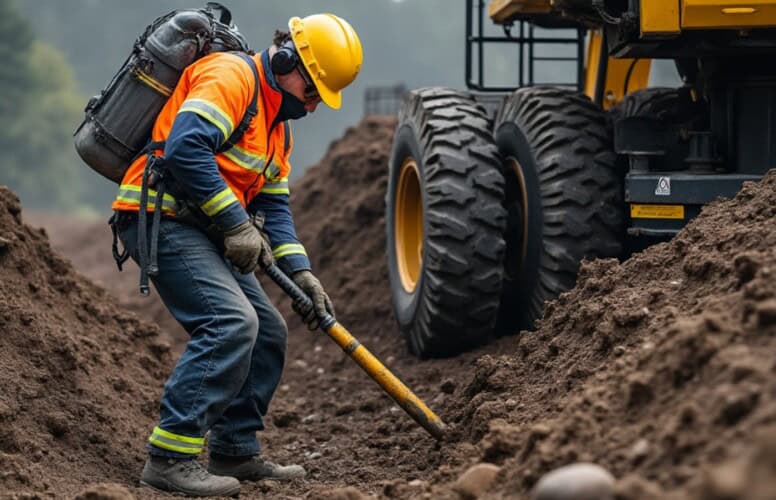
left=118, top=215, right=287, bottom=459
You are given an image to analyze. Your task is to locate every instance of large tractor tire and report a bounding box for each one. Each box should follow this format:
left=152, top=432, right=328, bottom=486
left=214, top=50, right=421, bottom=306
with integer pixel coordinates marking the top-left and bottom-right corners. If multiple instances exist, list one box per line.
left=387, top=87, right=507, bottom=358
left=493, top=87, right=624, bottom=333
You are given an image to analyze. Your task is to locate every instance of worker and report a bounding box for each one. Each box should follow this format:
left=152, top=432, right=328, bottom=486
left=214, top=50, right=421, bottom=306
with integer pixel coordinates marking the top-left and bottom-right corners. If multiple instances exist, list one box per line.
left=109, top=14, right=362, bottom=497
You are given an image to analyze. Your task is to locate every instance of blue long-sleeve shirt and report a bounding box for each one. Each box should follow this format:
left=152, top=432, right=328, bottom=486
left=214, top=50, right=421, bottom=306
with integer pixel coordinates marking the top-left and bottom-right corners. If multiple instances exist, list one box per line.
left=164, top=112, right=311, bottom=274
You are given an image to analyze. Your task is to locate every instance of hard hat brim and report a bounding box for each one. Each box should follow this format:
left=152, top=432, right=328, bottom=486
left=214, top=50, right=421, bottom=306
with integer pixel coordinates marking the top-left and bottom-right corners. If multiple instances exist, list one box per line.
left=316, top=85, right=342, bottom=110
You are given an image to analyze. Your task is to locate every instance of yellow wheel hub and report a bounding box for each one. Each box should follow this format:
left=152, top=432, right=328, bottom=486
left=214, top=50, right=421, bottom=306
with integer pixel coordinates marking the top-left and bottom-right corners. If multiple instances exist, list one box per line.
left=507, top=157, right=529, bottom=275
left=395, top=158, right=423, bottom=293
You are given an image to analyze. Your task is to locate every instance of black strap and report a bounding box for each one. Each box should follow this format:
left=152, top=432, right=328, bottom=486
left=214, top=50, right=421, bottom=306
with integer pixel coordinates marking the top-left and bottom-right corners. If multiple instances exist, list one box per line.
left=108, top=212, right=130, bottom=271
left=283, top=121, right=291, bottom=155
left=217, top=53, right=259, bottom=153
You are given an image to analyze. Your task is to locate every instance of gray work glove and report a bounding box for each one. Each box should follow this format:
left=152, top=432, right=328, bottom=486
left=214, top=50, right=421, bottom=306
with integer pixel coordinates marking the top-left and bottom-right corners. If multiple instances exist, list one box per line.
left=291, top=270, right=335, bottom=330
left=223, top=218, right=273, bottom=274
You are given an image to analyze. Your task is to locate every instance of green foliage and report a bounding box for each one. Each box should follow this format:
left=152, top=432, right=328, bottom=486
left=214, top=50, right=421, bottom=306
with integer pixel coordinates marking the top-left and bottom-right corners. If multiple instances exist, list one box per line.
left=0, top=0, right=90, bottom=211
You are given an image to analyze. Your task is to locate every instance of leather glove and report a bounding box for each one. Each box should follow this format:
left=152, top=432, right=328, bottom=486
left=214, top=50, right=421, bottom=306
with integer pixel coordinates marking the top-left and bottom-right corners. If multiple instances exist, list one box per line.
left=223, top=219, right=265, bottom=274
left=292, top=270, right=335, bottom=330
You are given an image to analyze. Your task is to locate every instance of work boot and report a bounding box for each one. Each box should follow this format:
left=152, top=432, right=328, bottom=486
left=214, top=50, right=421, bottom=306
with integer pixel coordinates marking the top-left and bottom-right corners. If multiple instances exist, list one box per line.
left=208, top=454, right=306, bottom=481
left=140, top=456, right=241, bottom=497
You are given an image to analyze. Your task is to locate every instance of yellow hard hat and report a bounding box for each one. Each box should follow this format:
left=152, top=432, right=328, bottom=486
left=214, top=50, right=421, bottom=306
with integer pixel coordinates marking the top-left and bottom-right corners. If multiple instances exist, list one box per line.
left=289, top=14, right=363, bottom=110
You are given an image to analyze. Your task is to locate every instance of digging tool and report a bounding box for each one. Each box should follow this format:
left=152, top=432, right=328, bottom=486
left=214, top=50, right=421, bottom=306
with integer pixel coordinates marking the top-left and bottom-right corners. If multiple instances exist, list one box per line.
left=263, top=263, right=447, bottom=440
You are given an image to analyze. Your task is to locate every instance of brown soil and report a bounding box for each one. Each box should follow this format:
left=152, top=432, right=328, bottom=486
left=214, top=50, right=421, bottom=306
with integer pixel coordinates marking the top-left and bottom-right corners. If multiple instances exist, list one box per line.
left=7, top=115, right=776, bottom=499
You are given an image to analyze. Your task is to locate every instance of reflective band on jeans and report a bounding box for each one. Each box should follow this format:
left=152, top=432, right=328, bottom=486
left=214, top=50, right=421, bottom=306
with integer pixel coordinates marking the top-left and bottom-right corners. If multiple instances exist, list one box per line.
left=148, top=426, right=204, bottom=455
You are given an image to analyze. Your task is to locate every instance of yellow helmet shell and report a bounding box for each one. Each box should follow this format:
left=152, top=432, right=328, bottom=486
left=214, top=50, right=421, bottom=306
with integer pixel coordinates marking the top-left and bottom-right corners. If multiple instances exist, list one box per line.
left=289, top=14, right=363, bottom=109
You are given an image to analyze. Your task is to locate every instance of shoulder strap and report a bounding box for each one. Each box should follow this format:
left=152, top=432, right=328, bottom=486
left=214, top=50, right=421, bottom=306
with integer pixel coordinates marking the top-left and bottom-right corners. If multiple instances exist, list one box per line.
left=283, top=121, right=291, bottom=155
left=217, top=52, right=259, bottom=153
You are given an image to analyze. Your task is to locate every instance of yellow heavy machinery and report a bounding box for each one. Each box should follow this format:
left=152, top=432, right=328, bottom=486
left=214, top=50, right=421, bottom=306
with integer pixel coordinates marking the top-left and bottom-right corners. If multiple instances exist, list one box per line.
left=387, top=0, right=776, bottom=357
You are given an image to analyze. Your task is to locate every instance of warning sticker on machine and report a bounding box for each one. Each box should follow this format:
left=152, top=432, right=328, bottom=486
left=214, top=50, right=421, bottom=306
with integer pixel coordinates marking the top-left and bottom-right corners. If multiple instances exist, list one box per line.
left=655, top=176, right=671, bottom=196
left=631, top=204, right=685, bottom=219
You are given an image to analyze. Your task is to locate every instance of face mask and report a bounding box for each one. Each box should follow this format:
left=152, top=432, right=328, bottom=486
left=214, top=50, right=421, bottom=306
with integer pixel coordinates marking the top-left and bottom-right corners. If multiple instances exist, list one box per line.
left=278, top=89, right=308, bottom=121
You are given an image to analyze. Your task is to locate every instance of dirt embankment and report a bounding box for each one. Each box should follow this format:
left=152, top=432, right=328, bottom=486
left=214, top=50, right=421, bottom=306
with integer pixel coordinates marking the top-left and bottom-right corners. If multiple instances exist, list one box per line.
left=9, top=114, right=776, bottom=499
left=0, top=186, right=173, bottom=498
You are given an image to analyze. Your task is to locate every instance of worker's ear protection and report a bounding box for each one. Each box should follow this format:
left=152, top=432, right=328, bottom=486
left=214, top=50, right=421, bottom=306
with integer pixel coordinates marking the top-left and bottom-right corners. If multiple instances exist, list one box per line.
left=271, top=40, right=300, bottom=75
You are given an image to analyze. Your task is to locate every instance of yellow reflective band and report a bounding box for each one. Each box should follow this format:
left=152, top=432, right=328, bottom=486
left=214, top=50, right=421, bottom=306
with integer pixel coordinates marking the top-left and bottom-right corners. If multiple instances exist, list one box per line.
left=118, top=184, right=176, bottom=203
left=148, top=436, right=203, bottom=454
left=261, top=178, right=289, bottom=195
left=273, top=243, right=307, bottom=259
left=152, top=426, right=205, bottom=444
left=200, top=188, right=239, bottom=217
left=148, top=426, right=204, bottom=455
left=115, top=184, right=177, bottom=212
left=179, top=98, right=234, bottom=141
left=260, top=187, right=290, bottom=195
left=223, top=145, right=266, bottom=172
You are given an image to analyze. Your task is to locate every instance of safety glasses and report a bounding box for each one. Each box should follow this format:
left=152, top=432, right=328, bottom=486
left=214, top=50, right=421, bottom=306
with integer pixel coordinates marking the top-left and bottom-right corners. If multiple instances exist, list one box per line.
left=296, top=64, right=319, bottom=100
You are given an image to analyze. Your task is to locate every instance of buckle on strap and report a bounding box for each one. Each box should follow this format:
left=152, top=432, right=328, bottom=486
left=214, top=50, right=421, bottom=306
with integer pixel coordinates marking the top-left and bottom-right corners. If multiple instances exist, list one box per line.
left=138, top=153, right=166, bottom=296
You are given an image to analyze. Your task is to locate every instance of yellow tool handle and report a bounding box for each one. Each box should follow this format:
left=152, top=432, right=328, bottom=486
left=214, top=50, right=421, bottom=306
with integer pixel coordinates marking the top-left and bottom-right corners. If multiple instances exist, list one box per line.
left=263, top=263, right=446, bottom=440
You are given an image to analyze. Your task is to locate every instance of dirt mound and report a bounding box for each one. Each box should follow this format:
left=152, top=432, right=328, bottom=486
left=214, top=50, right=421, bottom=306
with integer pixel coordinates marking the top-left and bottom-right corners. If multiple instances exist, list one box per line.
left=439, top=170, right=776, bottom=498
left=8, top=114, right=774, bottom=499
left=24, top=212, right=187, bottom=351
left=0, top=187, right=173, bottom=497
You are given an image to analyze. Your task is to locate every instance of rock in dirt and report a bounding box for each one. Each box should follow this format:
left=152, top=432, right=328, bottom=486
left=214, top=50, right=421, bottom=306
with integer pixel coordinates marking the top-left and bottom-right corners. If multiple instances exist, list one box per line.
left=74, top=483, right=135, bottom=500
left=453, top=463, right=502, bottom=499
left=613, top=474, right=664, bottom=500
left=312, top=486, right=370, bottom=499
left=532, top=463, right=615, bottom=500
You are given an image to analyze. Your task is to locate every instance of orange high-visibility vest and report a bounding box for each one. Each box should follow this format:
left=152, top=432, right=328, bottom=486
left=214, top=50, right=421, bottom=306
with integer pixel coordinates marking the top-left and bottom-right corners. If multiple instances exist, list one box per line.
left=112, top=51, right=292, bottom=217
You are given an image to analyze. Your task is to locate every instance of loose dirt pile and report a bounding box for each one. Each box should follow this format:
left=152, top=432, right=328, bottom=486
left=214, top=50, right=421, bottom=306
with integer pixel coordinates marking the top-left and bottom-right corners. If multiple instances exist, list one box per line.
left=12, top=114, right=776, bottom=499
left=23, top=212, right=187, bottom=350
left=0, top=187, right=173, bottom=498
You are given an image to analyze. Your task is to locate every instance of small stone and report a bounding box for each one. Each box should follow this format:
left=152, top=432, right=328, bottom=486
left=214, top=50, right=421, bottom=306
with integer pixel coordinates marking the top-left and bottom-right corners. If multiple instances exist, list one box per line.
left=305, top=451, right=322, bottom=460
left=440, top=379, right=457, bottom=394
left=302, top=413, right=320, bottom=424
left=613, top=346, right=627, bottom=357
left=292, top=359, right=308, bottom=369
left=614, top=474, right=664, bottom=500
left=699, top=460, right=747, bottom=499
left=314, top=345, right=323, bottom=352
left=532, top=463, right=615, bottom=500
left=453, top=463, right=501, bottom=499
left=628, top=439, right=650, bottom=464
left=314, top=486, right=366, bottom=500
left=316, top=367, right=325, bottom=375
left=0, top=236, right=11, bottom=250
left=74, top=483, right=135, bottom=500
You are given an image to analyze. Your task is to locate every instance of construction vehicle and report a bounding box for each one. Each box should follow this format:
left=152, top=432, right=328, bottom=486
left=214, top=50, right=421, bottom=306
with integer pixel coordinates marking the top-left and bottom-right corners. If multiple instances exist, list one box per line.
left=387, top=0, right=775, bottom=357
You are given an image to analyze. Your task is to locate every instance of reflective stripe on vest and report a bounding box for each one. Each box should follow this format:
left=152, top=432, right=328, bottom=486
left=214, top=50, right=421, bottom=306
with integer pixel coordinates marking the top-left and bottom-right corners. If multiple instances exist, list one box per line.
left=116, top=184, right=177, bottom=213
left=178, top=98, right=235, bottom=141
